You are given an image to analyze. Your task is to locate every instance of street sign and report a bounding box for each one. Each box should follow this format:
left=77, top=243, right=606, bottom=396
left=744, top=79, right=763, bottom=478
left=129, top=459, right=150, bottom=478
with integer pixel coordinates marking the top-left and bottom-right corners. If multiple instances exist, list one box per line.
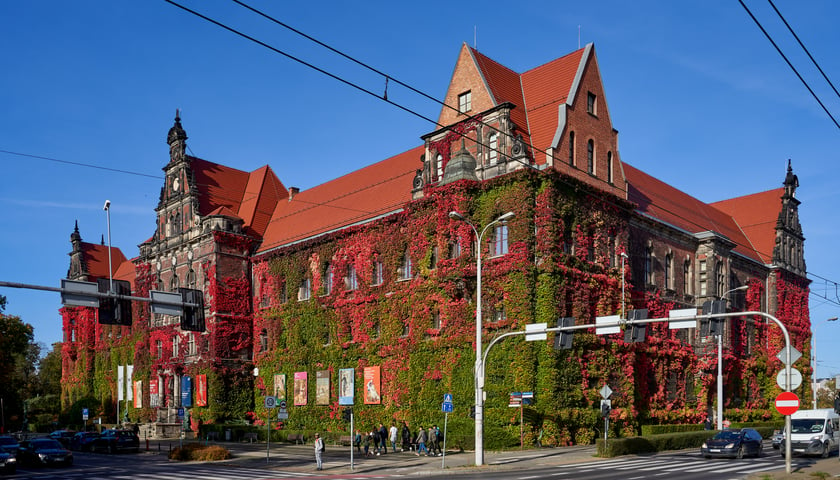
left=776, top=368, right=803, bottom=390
left=150, top=290, right=183, bottom=316
left=264, top=396, right=277, bottom=409
left=443, top=393, right=453, bottom=403
left=595, top=315, right=621, bottom=335
left=177, top=407, right=185, bottom=418
left=82, top=408, right=89, bottom=421
left=279, top=400, right=287, bottom=410
left=277, top=409, right=289, bottom=420
left=441, top=402, right=453, bottom=413
left=775, top=391, right=800, bottom=415
left=599, top=385, right=613, bottom=399
left=525, top=323, right=548, bottom=341
left=776, top=346, right=802, bottom=366
left=509, top=392, right=522, bottom=407
left=61, top=279, right=100, bottom=307
left=668, top=308, right=697, bottom=330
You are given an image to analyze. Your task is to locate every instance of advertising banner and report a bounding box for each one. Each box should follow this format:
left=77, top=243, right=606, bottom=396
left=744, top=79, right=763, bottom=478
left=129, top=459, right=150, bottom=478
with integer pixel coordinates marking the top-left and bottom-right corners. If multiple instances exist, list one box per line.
left=196, top=374, right=207, bottom=407
left=133, top=381, right=142, bottom=408
left=117, top=365, right=125, bottom=401
left=150, top=378, right=160, bottom=407
left=363, top=366, right=381, bottom=404
left=273, top=374, right=286, bottom=401
left=294, top=371, right=307, bottom=406
left=181, top=375, right=192, bottom=407
left=316, top=370, right=330, bottom=405
left=338, top=368, right=354, bottom=405
left=126, top=365, right=134, bottom=401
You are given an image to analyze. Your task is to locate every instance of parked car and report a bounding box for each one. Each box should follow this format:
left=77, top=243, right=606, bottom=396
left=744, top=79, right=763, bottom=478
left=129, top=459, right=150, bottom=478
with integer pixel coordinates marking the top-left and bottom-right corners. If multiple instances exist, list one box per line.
left=701, top=428, right=763, bottom=459
left=0, top=436, right=19, bottom=456
left=70, top=431, right=100, bottom=452
left=17, top=438, right=73, bottom=467
left=91, top=429, right=140, bottom=454
left=0, top=447, right=16, bottom=474
left=772, top=430, right=783, bottom=449
left=49, top=430, right=77, bottom=447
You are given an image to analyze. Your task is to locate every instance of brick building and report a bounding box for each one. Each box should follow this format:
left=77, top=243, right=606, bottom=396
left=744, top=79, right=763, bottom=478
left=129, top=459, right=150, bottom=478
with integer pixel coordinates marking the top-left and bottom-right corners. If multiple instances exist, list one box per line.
left=61, top=43, right=809, bottom=443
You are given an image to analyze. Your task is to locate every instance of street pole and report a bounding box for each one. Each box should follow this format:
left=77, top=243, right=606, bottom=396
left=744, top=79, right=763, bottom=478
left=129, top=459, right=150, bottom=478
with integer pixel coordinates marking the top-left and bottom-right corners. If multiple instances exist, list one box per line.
left=813, top=317, right=838, bottom=409
left=449, top=210, right=514, bottom=467
left=717, top=333, right=723, bottom=430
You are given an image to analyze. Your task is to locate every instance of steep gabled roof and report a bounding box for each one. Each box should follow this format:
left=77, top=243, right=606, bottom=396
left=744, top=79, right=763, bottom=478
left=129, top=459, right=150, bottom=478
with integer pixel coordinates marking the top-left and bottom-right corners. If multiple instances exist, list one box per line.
left=623, top=163, right=765, bottom=262
left=470, top=47, right=528, bottom=134
left=81, top=242, right=129, bottom=281
left=711, top=188, right=784, bottom=264
left=258, top=146, right=424, bottom=253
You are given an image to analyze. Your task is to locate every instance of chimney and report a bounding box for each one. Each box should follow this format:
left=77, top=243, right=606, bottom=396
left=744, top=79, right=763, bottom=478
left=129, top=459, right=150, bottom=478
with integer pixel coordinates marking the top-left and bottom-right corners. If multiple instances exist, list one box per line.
left=289, top=187, right=300, bottom=201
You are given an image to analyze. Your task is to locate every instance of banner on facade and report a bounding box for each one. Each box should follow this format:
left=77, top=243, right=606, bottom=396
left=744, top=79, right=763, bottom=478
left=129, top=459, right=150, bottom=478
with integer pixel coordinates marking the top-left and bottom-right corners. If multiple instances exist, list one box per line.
left=133, top=381, right=142, bottom=408
left=363, top=366, right=381, bottom=405
left=126, top=365, right=134, bottom=401
left=316, top=370, right=330, bottom=405
left=338, top=368, right=354, bottom=405
left=117, top=366, right=125, bottom=401
left=150, top=379, right=160, bottom=407
left=273, top=374, right=286, bottom=401
left=294, top=371, right=307, bottom=406
left=181, top=375, right=192, bottom=407
left=196, top=374, right=207, bottom=407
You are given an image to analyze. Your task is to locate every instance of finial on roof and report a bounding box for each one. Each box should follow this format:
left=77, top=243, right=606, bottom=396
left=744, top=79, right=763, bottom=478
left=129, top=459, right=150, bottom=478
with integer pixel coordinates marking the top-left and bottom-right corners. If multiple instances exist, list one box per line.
left=101, top=234, right=105, bottom=245
left=167, top=109, right=188, bottom=146
left=74, top=220, right=79, bottom=234
left=783, top=158, right=799, bottom=198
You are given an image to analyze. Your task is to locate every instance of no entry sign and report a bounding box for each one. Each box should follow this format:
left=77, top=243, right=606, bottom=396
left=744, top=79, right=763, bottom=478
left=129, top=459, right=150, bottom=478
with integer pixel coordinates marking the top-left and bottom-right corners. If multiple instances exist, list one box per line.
left=775, top=391, right=800, bottom=415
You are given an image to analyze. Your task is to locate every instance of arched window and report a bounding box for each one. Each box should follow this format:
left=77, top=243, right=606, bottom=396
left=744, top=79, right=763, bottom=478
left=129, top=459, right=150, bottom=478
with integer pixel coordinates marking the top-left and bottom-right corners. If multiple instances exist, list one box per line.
left=607, top=151, right=613, bottom=183
left=587, top=140, right=595, bottom=174
left=644, top=247, right=653, bottom=285
left=664, top=254, right=673, bottom=290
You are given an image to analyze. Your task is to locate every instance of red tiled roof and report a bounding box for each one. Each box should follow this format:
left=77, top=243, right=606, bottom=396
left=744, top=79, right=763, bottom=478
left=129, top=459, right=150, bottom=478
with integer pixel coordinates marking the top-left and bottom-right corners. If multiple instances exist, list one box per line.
left=81, top=242, right=128, bottom=281
left=258, top=146, right=424, bottom=253
left=113, top=259, right=136, bottom=290
left=711, top=188, right=784, bottom=264
left=470, top=48, right=528, bottom=134
left=623, top=163, right=766, bottom=263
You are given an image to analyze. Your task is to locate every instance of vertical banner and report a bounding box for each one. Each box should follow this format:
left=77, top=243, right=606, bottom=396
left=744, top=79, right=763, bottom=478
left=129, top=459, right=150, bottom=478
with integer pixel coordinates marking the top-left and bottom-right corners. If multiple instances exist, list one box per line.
left=126, top=365, right=134, bottom=401
left=181, top=375, right=192, bottom=407
left=133, top=381, right=143, bottom=408
left=196, top=374, right=207, bottom=407
left=316, top=370, right=330, bottom=405
left=294, top=371, right=307, bottom=406
left=117, top=365, right=125, bottom=401
left=150, top=378, right=160, bottom=407
left=273, top=374, right=286, bottom=401
left=338, top=368, right=354, bottom=405
left=363, top=366, right=381, bottom=404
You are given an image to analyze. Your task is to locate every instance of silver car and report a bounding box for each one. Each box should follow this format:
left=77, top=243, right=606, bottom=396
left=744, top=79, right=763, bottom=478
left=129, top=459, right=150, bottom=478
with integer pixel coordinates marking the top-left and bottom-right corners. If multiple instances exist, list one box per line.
left=772, top=430, right=783, bottom=449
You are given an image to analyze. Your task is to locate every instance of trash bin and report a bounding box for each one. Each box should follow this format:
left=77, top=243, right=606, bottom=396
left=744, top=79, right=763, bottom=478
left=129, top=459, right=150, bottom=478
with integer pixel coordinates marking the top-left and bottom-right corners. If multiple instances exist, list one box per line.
left=225, top=429, right=231, bottom=441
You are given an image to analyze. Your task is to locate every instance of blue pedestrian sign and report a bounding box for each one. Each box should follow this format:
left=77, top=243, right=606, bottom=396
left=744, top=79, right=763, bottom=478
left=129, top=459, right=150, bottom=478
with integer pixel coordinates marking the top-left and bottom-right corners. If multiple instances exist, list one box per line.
left=442, top=402, right=454, bottom=413
left=177, top=407, right=185, bottom=418
left=82, top=408, right=89, bottom=421
left=443, top=393, right=453, bottom=403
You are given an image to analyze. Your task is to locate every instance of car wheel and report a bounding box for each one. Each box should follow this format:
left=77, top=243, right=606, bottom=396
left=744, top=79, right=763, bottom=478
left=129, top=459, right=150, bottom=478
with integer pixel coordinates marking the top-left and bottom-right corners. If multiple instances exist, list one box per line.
left=736, top=446, right=744, bottom=459
left=755, top=445, right=762, bottom=457
left=821, top=442, right=829, bottom=458
left=704, top=455, right=711, bottom=459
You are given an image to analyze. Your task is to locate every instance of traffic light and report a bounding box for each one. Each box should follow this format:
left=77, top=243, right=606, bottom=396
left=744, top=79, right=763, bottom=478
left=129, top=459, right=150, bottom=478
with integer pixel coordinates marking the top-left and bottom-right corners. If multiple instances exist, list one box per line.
left=97, top=279, right=132, bottom=325
left=179, top=288, right=205, bottom=332
left=342, top=408, right=352, bottom=422
left=469, top=405, right=476, bottom=418
left=554, top=317, right=575, bottom=350
left=702, top=300, right=726, bottom=336
left=600, top=399, right=611, bottom=418
left=623, top=309, right=648, bottom=343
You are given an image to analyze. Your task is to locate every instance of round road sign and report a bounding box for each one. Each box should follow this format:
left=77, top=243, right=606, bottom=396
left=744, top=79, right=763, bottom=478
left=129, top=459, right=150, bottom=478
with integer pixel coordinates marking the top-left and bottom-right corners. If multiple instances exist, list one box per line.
left=775, top=391, right=799, bottom=416
left=279, top=400, right=287, bottom=409
left=776, top=368, right=802, bottom=390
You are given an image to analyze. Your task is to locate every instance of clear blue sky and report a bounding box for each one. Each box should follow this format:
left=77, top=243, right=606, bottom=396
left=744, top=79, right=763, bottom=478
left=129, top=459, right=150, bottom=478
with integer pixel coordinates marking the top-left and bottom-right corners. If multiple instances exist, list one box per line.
left=2, top=1, right=839, bottom=378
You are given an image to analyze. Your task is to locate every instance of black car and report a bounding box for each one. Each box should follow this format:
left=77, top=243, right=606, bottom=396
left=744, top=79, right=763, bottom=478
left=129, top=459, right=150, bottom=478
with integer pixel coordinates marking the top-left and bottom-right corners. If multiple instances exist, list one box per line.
left=69, top=431, right=100, bottom=452
left=0, top=446, right=16, bottom=474
left=17, top=438, right=73, bottom=467
left=0, top=437, right=18, bottom=456
left=701, top=428, right=763, bottom=459
left=91, top=429, right=140, bottom=454
left=49, top=430, right=77, bottom=447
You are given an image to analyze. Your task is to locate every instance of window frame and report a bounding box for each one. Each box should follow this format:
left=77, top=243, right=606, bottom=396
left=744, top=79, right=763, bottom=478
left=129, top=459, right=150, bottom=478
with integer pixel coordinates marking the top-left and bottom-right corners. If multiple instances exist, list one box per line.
left=587, top=92, right=597, bottom=115
left=491, top=224, right=510, bottom=257
left=488, top=132, right=499, bottom=165
left=458, top=91, right=472, bottom=113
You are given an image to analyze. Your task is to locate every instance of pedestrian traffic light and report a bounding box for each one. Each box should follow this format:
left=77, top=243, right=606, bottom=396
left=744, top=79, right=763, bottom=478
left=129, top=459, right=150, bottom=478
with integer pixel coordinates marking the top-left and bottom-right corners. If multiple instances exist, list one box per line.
left=342, top=408, right=352, bottom=422
left=600, top=400, right=611, bottom=418
left=554, top=317, right=575, bottom=350
left=179, top=288, right=205, bottom=332
left=469, top=405, right=476, bottom=418
left=97, top=279, right=132, bottom=326
left=623, top=309, right=648, bottom=343
left=702, top=300, right=726, bottom=336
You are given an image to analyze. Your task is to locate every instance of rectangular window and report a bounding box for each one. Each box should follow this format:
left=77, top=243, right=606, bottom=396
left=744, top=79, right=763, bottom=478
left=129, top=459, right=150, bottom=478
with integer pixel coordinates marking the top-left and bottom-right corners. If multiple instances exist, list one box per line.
left=458, top=91, right=472, bottom=113
left=429, top=247, right=439, bottom=270
left=345, top=265, right=358, bottom=291
left=372, top=261, right=384, bottom=286
left=684, top=261, right=691, bottom=295
left=188, top=332, right=196, bottom=356
left=587, top=92, right=597, bottom=115
left=450, top=238, right=462, bottom=259
left=298, top=278, right=311, bottom=301
left=172, top=336, right=179, bottom=357
left=491, top=225, right=509, bottom=256
left=400, top=252, right=413, bottom=280
left=665, top=254, right=672, bottom=290
left=644, top=248, right=653, bottom=285
left=324, top=265, right=333, bottom=295
left=568, top=131, right=575, bottom=166
left=279, top=281, right=288, bottom=304
left=488, top=133, right=498, bottom=164
left=699, top=259, right=707, bottom=296
left=156, top=340, right=163, bottom=359
left=432, top=312, right=441, bottom=330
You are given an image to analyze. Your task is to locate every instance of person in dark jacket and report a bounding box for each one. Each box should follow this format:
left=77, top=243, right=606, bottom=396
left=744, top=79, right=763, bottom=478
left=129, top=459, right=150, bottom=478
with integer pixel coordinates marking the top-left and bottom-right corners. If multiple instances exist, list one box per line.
left=401, top=421, right=412, bottom=452
left=378, top=423, right=388, bottom=454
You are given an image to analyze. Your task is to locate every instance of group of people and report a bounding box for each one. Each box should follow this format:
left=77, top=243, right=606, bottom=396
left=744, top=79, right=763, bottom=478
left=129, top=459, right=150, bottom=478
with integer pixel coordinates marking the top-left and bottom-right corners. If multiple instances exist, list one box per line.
left=352, top=420, right=444, bottom=457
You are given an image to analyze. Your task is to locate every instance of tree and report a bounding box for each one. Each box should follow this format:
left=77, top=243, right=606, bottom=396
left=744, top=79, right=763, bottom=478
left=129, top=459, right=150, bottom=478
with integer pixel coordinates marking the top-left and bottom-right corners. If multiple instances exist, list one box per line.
left=0, top=313, right=34, bottom=431
left=38, top=346, right=62, bottom=398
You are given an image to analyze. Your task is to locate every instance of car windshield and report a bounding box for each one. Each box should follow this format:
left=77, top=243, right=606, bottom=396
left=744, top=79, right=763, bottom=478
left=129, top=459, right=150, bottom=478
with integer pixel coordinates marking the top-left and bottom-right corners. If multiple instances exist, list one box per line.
left=32, top=439, right=63, bottom=449
left=791, top=419, right=825, bottom=434
left=713, top=430, right=742, bottom=440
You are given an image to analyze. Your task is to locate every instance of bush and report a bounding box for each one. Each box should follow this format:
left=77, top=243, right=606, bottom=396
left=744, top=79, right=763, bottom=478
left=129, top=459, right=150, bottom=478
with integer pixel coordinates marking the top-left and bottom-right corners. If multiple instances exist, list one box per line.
left=169, top=443, right=231, bottom=461
left=597, top=427, right=778, bottom=457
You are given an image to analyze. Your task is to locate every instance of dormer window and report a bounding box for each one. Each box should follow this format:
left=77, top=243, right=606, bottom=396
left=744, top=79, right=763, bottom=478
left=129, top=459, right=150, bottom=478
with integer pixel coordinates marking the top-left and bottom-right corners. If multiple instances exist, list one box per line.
left=458, top=91, right=472, bottom=113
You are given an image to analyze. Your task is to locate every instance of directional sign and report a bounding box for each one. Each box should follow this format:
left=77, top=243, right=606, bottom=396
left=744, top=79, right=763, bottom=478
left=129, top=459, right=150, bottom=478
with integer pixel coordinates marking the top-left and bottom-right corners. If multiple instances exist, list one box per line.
left=777, top=368, right=803, bottom=390
left=509, top=392, right=522, bottom=407
left=525, top=323, right=548, bottom=341
left=61, top=279, right=100, bottom=307
left=441, top=402, right=453, bottom=413
left=775, top=391, right=799, bottom=415
left=776, top=346, right=802, bottom=366
left=264, top=396, right=277, bottom=409
left=668, top=308, right=697, bottom=330
left=150, top=290, right=183, bottom=316
left=595, top=315, right=621, bottom=335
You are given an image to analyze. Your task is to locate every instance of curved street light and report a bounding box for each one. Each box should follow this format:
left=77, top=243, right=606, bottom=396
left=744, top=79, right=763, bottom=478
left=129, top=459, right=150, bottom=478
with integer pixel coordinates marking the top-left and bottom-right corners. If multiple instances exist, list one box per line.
left=714, top=285, right=749, bottom=430
left=449, top=210, right=515, bottom=466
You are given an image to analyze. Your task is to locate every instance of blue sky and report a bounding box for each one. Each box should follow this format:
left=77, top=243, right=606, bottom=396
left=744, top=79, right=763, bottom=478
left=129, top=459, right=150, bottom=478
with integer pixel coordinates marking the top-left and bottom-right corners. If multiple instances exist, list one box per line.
left=2, top=1, right=839, bottom=380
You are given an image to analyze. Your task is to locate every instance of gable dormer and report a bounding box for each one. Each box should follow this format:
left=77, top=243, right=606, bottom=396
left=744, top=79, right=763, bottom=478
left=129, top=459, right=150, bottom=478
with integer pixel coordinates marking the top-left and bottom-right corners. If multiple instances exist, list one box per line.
left=773, top=160, right=805, bottom=276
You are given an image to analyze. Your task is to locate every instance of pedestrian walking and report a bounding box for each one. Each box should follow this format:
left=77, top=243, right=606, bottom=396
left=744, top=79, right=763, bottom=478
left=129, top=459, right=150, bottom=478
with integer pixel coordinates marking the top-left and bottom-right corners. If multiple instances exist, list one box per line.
left=401, top=421, right=412, bottom=452
left=354, top=429, right=362, bottom=454
left=427, top=426, right=438, bottom=456
left=379, top=423, right=388, bottom=454
left=432, top=425, right=443, bottom=456
left=415, top=425, right=429, bottom=456
left=314, top=433, right=325, bottom=470
left=364, top=430, right=373, bottom=457
left=389, top=423, right=398, bottom=452
left=372, top=427, right=381, bottom=455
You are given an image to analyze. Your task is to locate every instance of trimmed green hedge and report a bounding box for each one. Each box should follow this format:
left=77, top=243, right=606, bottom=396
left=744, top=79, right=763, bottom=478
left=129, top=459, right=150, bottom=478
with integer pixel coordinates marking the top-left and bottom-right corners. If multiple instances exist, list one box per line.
left=641, top=422, right=781, bottom=436
left=597, top=427, right=778, bottom=457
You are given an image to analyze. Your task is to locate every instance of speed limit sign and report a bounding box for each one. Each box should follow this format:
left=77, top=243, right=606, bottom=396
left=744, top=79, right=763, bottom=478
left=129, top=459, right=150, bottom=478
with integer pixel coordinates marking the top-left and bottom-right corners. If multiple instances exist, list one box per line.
left=264, top=396, right=277, bottom=409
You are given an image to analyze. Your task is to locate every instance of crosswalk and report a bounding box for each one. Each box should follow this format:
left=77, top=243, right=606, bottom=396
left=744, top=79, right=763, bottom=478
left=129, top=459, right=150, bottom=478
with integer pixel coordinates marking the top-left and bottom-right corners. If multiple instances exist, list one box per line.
left=9, top=465, right=317, bottom=480
left=547, top=454, right=798, bottom=477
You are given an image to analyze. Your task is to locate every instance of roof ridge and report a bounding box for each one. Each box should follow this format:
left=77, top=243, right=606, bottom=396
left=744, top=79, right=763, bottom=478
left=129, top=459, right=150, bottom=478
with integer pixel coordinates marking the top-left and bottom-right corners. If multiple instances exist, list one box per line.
left=523, top=44, right=589, bottom=75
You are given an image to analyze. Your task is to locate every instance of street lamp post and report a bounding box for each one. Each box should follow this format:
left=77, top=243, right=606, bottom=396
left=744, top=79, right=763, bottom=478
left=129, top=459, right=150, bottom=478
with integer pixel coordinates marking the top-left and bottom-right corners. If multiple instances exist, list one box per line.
left=716, top=285, right=749, bottom=430
left=104, top=200, right=117, bottom=424
left=449, top=210, right=515, bottom=467
left=813, top=317, right=839, bottom=409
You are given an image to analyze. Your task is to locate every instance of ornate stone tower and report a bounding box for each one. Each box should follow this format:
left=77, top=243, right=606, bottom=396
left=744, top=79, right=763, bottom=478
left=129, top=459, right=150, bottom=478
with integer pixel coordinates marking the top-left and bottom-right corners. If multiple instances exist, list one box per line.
left=773, top=160, right=806, bottom=277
